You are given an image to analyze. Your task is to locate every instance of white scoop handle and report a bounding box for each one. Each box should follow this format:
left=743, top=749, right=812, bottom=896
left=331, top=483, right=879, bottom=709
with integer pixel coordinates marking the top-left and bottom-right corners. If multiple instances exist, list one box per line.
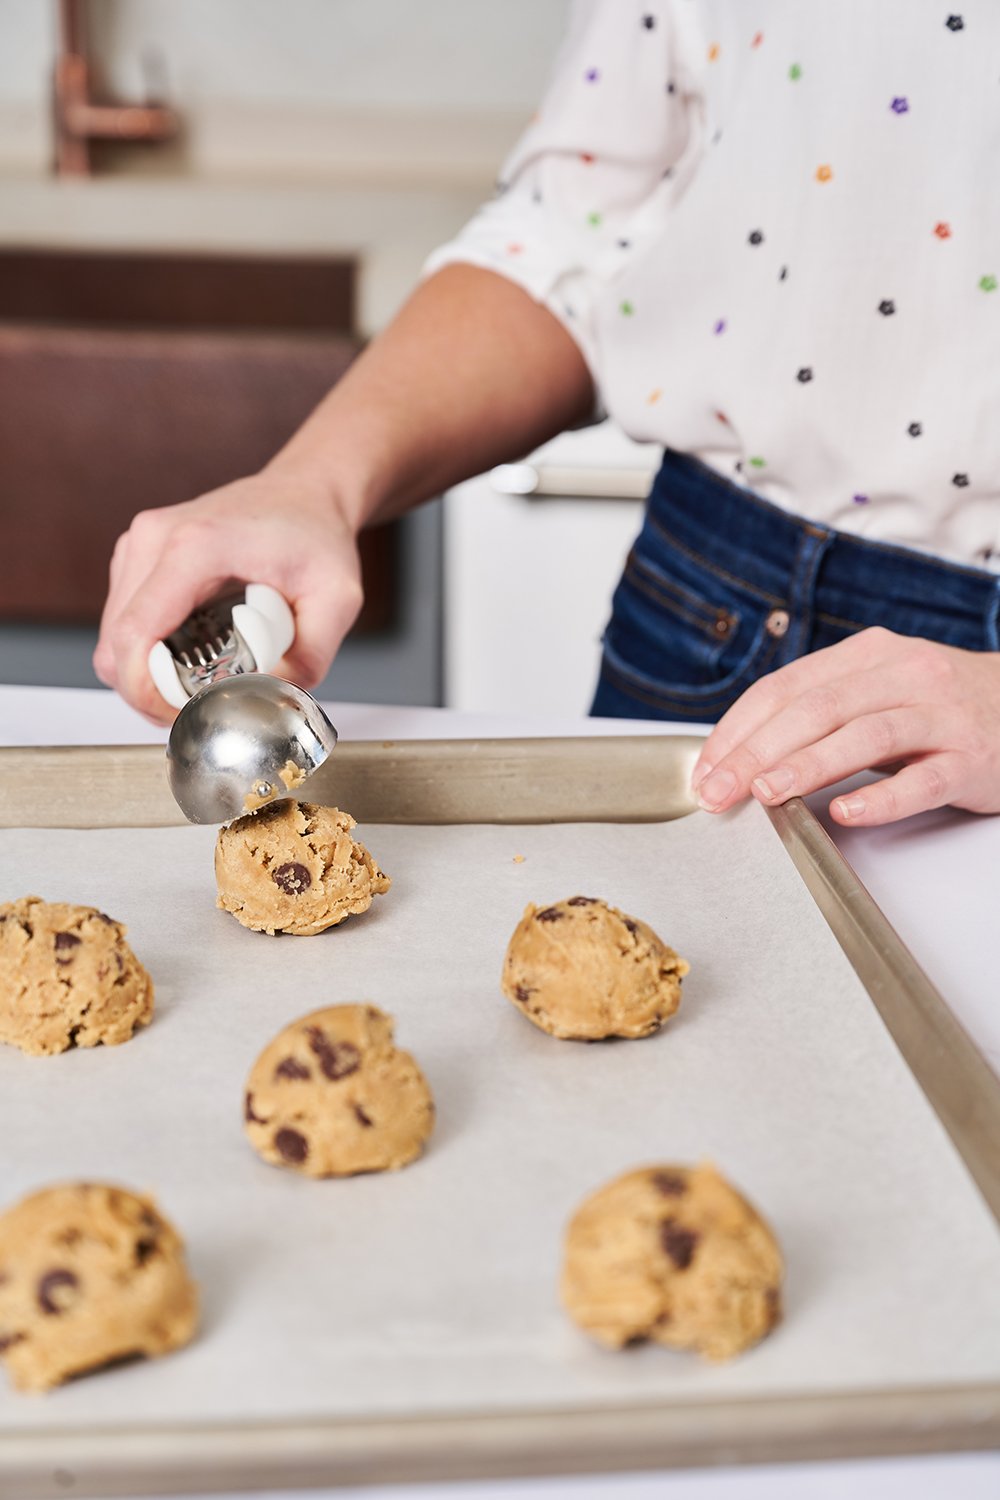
left=147, top=584, right=296, bottom=709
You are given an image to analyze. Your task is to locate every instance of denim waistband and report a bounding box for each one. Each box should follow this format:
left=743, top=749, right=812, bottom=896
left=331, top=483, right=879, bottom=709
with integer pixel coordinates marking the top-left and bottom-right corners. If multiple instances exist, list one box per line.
left=648, top=450, right=1000, bottom=650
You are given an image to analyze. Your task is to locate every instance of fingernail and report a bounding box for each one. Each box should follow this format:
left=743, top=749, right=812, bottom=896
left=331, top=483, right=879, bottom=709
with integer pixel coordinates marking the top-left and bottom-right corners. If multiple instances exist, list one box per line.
left=690, top=761, right=713, bottom=791
left=697, top=768, right=736, bottom=811
left=752, top=766, right=795, bottom=802
left=835, top=796, right=867, bottom=820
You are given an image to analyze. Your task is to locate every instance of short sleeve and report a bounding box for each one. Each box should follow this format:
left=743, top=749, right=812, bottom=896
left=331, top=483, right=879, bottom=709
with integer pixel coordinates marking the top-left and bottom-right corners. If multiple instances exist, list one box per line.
left=423, top=0, right=690, bottom=383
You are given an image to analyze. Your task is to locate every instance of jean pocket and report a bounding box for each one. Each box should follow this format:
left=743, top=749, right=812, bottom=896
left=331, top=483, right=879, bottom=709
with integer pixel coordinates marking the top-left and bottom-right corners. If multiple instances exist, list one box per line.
left=600, top=531, right=784, bottom=708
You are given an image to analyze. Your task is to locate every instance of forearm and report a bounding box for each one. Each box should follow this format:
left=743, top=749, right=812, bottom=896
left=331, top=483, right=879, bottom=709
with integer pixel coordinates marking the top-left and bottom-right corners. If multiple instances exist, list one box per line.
left=264, top=263, right=595, bottom=530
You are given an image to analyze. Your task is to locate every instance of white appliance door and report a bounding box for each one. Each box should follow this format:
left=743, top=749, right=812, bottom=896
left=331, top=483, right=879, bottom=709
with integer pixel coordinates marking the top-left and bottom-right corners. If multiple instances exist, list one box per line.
left=444, top=427, right=658, bottom=716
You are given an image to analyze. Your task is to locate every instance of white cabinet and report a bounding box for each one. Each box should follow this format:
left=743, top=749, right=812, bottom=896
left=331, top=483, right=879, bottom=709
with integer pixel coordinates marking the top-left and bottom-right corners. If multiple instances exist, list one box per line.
left=444, top=425, right=658, bottom=716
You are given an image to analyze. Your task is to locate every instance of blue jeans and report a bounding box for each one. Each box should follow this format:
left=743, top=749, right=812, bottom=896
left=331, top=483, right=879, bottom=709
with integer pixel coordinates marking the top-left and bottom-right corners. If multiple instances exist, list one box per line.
left=591, top=450, right=1000, bottom=723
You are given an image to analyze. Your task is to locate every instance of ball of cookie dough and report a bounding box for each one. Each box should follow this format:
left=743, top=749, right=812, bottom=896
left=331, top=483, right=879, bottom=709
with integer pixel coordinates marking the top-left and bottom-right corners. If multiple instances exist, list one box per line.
left=0, top=1183, right=199, bottom=1393
left=561, top=1163, right=783, bottom=1362
left=244, top=1003, right=435, bottom=1177
left=215, top=800, right=390, bottom=936
left=501, top=896, right=689, bottom=1040
left=0, top=897, right=154, bottom=1057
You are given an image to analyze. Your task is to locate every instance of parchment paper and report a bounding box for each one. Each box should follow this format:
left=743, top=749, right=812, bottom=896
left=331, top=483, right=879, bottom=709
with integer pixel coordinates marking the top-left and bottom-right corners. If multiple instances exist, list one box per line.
left=1, top=800, right=999, bottom=1430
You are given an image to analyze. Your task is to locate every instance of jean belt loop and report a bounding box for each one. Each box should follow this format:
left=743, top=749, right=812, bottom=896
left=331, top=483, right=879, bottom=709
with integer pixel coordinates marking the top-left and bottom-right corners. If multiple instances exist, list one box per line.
left=787, top=524, right=835, bottom=659
left=987, top=578, right=1000, bottom=653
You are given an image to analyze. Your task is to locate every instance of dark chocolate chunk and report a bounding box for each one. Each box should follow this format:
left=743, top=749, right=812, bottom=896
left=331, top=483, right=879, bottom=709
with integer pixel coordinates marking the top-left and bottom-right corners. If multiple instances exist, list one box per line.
left=134, top=1238, right=157, bottom=1267
left=275, top=1127, right=309, bottom=1163
left=271, top=862, right=312, bottom=896
left=660, top=1220, right=699, bottom=1271
left=54, top=932, right=81, bottom=951
left=274, top=1056, right=311, bottom=1081
left=623, top=918, right=639, bottom=935
left=306, top=1027, right=361, bottom=1081
left=353, top=1103, right=374, bottom=1128
left=567, top=896, right=598, bottom=907
left=37, top=1268, right=80, bottom=1316
left=535, top=907, right=564, bottom=923
left=652, top=1170, right=688, bottom=1198
left=0, top=1332, right=25, bottom=1354
left=96, top=912, right=115, bottom=925
left=244, top=1091, right=267, bottom=1124
left=514, top=984, right=536, bottom=1003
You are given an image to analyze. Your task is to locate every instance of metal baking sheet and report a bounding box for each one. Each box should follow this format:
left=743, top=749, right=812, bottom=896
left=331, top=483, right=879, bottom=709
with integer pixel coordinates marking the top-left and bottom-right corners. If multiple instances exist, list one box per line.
left=0, top=738, right=998, bottom=1497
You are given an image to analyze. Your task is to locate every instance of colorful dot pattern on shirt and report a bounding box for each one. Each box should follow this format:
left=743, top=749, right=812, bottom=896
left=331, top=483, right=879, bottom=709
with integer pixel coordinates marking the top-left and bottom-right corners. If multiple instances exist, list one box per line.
left=436, top=4, right=996, bottom=555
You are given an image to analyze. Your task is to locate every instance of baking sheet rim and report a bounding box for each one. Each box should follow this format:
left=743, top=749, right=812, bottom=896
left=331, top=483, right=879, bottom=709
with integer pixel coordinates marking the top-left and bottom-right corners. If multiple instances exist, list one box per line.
left=1, top=736, right=998, bottom=1490
left=3, top=1383, right=1000, bottom=1498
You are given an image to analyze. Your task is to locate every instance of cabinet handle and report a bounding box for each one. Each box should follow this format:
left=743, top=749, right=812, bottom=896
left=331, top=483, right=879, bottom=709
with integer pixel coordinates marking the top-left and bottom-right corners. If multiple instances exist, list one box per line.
left=490, top=463, right=656, bottom=501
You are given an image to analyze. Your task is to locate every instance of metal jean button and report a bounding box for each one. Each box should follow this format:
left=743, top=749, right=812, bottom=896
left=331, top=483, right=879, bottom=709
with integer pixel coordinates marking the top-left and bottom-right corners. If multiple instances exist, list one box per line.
left=765, top=608, right=790, bottom=638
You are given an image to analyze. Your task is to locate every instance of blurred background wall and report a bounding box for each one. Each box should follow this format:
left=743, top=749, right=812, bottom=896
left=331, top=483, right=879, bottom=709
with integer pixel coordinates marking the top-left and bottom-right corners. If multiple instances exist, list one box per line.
left=0, top=0, right=569, bottom=705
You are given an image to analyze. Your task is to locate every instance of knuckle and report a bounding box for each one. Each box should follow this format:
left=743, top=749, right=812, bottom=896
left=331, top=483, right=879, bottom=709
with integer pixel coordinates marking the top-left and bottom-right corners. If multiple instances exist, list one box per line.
left=920, top=760, right=949, bottom=804
left=859, top=624, right=896, bottom=655
left=163, top=517, right=213, bottom=554
left=874, top=779, right=899, bottom=819
left=867, top=712, right=899, bottom=759
left=799, top=684, right=841, bottom=728
left=127, top=507, right=165, bottom=543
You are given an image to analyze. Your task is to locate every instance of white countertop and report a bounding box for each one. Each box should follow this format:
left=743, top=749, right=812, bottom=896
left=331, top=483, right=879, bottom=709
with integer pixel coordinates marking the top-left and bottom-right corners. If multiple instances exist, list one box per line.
left=1, top=683, right=997, bottom=1500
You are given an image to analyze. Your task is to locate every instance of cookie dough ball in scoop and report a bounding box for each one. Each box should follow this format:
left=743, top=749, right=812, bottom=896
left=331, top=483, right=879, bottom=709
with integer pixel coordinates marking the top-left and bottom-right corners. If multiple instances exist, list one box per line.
left=215, top=801, right=390, bottom=936
left=244, top=1003, right=435, bottom=1177
left=0, top=897, right=154, bottom=1057
left=501, top=896, right=688, bottom=1040
left=561, top=1163, right=783, bottom=1362
left=0, top=1183, right=198, bottom=1393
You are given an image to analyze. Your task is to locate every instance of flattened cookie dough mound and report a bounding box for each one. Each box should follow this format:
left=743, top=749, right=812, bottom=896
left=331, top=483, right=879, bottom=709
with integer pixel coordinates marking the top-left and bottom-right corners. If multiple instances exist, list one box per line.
left=0, top=897, right=154, bottom=1057
left=561, top=1164, right=783, bottom=1362
left=0, top=1183, right=198, bottom=1393
left=501, top=896, right=688, bottom=1040
left=215, top=800, right=390, bottom=936
left=244, top=1003, right=434, bottom=1177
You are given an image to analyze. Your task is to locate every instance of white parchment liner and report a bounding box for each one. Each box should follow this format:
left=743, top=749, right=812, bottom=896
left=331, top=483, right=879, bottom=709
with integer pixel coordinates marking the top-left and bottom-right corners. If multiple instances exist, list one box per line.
left=0, top=799, right=998, bottom=1429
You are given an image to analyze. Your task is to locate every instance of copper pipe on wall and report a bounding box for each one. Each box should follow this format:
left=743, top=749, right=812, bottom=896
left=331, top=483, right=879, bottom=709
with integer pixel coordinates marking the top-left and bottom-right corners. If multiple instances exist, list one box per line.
left=53, top=0, right=178, bottom=177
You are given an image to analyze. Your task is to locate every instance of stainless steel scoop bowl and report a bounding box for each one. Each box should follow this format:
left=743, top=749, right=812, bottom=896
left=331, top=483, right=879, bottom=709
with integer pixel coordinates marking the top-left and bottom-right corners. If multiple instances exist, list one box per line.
left=167, top=674, right=338, bottom=825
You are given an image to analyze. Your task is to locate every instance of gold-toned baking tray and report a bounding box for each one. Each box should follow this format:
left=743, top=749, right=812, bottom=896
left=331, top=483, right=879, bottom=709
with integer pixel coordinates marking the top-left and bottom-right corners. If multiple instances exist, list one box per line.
left=0, top=737, right=997, bottom=1499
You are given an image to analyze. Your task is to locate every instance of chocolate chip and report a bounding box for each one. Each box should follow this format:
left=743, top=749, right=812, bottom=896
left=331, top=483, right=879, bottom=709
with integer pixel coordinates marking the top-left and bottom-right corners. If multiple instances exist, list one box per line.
left=134, top=1238, right=157, bottom=1267
left=535, top=907, right=564, bottom=923
left=244, top=1091, right=267, bottom=1124
left=274, top=1057, right=311, bottom=1081
left=54, top=932, right=81, bottom=951
left=353, top=1103, right=374, bottom=1128
left=567, top=896, right=598, bottom=906
left=514, top=984, right=536, bottom=1003
left=96, top=912, right=115, bottom=925
left=623, top=918, right=639, bottom=935
left=652, top=1170, right=688, bottom=1198
left=275, top=1127, right=309, bottom=1163
left=272, top=862, right=312, bottom=896
left=660, top=1220, right=699, bottom=1270
left=306, top=1027, right=361, bottom=1081
left=0, top=1332, right=25, bottom=1354
left=37, top=1269, right=80, bottom=1315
